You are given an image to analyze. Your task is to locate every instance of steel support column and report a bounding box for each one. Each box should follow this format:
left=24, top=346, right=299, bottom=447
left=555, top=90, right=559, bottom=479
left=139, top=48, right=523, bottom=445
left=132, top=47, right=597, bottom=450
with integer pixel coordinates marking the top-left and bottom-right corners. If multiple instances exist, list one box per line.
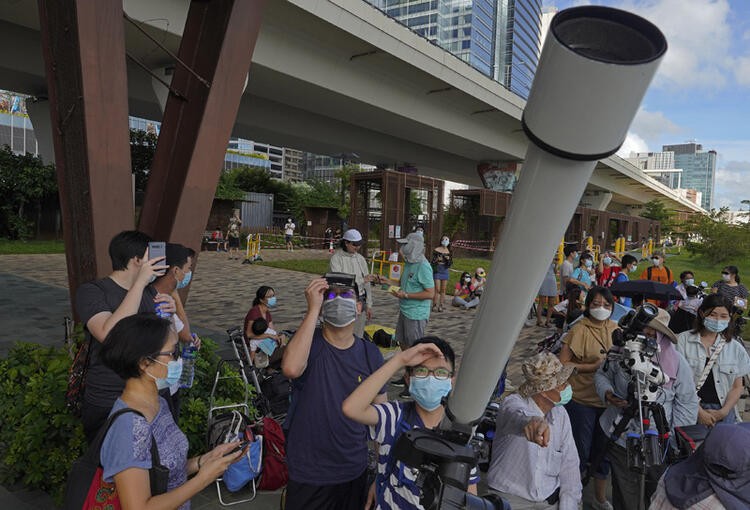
left=138, top=0, right=267, bottom=260
left=38, top=0, right=134, bottom=311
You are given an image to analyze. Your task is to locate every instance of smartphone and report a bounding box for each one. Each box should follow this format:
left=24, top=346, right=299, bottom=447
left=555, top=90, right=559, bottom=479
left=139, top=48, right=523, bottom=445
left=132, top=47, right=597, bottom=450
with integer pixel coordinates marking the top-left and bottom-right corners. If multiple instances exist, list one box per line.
left=148, top=242, right=166, bottom=276
left=223, top=440, right=250, bottom=457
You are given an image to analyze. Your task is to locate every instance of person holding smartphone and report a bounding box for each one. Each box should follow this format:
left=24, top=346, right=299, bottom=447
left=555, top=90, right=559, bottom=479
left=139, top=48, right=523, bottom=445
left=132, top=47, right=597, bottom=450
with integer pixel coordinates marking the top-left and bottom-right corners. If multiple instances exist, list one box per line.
left=75, top=230, right=176, bottom=442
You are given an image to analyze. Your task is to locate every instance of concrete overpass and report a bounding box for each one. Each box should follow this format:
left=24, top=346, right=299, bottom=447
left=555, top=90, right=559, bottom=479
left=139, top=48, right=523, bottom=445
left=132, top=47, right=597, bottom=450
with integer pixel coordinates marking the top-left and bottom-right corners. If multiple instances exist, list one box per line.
left=0, top=0, right=702, bottom=215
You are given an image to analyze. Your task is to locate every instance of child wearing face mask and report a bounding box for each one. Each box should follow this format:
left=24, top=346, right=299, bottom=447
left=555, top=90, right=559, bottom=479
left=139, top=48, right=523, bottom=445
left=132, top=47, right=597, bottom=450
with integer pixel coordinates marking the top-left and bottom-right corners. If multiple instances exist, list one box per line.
left=342, top=336, right=479, bottom=509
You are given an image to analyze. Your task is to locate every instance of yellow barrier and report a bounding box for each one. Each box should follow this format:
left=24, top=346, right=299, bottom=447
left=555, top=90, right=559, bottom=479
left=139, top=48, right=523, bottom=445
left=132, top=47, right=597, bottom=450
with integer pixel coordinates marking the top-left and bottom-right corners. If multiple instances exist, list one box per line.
left=557, top=239, right=565, bottom=266
left=370, top=251, right=404, bottom=282
left=614, top=236, right=626, bottom=259
left=641, top=238, right=654, bottom=259
left=245, top=233, right=262, bottom=261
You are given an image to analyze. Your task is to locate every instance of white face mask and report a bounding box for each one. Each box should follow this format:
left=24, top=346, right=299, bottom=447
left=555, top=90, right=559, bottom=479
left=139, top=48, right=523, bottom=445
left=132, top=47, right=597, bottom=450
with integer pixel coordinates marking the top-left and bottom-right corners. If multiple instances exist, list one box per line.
left=722, top=273, right=731, bottom=282
left=684, top=278, right=695, bottom=286
left=651, top=258, right=661, bottom=267
left=589, top=306, right=612, bottom=321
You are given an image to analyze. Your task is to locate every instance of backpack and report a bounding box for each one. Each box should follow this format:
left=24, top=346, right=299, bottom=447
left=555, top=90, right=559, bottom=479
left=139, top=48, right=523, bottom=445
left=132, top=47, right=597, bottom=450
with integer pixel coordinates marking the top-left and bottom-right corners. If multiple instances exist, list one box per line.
left=253, top=416, right=288, bottom=490
left=65, top=336, right=91, bottom=417
left=647, top=265, right=672, bottom=283
left=63, top=408, right=168, bottom=510
left=259, top=371, right=291, bottom=417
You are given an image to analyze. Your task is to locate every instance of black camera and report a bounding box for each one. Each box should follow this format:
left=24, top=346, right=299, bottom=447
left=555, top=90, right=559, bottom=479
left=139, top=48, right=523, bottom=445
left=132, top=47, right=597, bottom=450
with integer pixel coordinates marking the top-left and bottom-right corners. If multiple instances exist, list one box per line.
left=612, top=303, right=658, bottom=347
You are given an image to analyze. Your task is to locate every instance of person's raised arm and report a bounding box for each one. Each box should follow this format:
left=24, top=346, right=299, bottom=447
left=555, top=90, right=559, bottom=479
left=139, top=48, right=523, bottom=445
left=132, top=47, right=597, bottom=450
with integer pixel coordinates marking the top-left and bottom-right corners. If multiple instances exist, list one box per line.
left=343, top=343, right=444, bottom=426
left=85, top=249, right=168, bottom=342
left=282, top=278, right=327, bottom=379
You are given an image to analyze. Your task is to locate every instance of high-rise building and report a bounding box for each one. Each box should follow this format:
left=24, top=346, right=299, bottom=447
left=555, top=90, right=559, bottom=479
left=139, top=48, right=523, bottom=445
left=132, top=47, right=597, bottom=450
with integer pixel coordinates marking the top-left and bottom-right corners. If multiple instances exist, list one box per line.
left=626, top=151, right=682, bottom=189
left=662, top=143, right=717, bottom=210
left=282, top=148, right=304, bottom=183
left=368, top=1, right=542, bottom=98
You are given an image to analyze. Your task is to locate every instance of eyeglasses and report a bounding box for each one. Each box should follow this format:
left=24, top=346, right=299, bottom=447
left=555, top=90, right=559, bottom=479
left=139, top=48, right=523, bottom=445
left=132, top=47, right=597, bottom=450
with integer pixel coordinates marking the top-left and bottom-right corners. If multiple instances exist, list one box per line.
left=152, top=346, right=180, bottom=361
left=324, top=288, right=357, bottom=300
left=721, top=271, right=730, bottom=275
left=410, top=366, right=453, bottom=380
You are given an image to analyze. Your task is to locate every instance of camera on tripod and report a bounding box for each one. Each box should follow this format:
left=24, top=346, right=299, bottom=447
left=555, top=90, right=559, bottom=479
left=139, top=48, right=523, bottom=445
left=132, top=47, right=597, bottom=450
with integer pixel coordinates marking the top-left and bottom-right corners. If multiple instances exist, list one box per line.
left=605, top=304, right=671, bottom=472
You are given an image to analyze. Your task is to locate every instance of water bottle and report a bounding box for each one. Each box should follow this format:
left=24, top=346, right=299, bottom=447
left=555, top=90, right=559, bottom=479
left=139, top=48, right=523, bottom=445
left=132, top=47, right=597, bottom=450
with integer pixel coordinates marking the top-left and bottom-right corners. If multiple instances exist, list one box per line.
left=179, top=334, right=198, bottom=389
left=155, top=302, right=172, bottom=319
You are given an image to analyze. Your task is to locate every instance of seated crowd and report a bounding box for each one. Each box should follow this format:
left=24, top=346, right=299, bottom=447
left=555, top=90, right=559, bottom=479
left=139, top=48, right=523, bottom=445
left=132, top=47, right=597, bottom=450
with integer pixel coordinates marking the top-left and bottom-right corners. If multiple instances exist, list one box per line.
left=72, top=230, right=749, bottom=510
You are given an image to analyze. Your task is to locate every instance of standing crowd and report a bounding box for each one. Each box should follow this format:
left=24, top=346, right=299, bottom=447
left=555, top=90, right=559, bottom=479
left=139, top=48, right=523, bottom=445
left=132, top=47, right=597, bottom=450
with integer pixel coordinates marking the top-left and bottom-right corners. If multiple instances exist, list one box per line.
left=68, top=228, right=750, bottom=510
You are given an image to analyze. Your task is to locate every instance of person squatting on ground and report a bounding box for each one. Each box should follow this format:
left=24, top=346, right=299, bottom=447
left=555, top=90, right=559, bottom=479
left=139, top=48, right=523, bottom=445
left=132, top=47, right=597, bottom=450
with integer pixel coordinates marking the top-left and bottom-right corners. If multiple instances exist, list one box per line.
left=649, top=422, right=750, bottom=510
left=595, top=308, right=697, bottom=510
left=452, top=271, right=480, bottom=309
left=676, top=294, right=750, bottom=426
left=329, top=228, right=375, bottom=338
left=281, top=276, right=386, bottom=510
left=75, top=230, right=176, bottom=442
left=342, top=336, right=479, bottom=509
left=430, top=235, right=453, bottom=312
left=487, top=352, right=582, bottom=510
left=98, top=314, right=243, bottom=510
left=558, top=286, right=618, bottom=510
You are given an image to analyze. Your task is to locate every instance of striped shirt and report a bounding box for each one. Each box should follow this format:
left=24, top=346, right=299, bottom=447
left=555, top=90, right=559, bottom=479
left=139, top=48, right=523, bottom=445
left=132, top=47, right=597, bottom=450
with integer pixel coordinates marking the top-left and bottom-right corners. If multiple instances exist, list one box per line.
left=369, top=401, right=479, bottom=510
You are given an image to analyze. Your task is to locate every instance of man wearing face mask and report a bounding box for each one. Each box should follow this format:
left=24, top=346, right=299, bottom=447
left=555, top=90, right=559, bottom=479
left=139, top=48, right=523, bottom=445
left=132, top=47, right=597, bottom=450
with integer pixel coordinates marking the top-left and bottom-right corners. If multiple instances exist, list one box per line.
left=488, top=352, right=582, bottom=510
left=343, top=336, right=479, bottom=509
left=75, top=230, right=176, bottom=443
left=282, top=274, right=386, bottom=510
left=614, top=254, right=638, bottom=308
left=596, top=252, right=621, bottom=288
left=639, top=252, right=674, bottom=307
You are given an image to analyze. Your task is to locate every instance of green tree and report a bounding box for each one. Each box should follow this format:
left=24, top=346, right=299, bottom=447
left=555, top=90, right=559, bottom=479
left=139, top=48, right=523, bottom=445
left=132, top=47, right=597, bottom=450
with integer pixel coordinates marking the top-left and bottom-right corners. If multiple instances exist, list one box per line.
left=129, top=129, right=158, bottom=193
left=0, top=146, right=57, bottom=239
left=684, top=207, right=750, bottom=264
left=335, top=163, right=360, bottom=220
left=214, top=169, right=245, bottom=200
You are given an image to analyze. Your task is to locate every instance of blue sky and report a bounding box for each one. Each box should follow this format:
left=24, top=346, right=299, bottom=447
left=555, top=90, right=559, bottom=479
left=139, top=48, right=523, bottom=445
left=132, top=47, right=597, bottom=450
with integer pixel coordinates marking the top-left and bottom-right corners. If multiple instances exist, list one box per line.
left=543, top=0, right=750, bottom=210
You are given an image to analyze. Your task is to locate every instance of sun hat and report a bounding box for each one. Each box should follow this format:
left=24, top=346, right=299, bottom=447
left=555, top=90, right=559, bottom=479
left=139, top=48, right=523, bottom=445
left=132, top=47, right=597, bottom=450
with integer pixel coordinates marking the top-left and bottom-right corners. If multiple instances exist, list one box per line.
left=342, top=229, right=362, bottom=242
left=647, top=307, right=678, bottom=344
left=518, top=352, right=575, bottom=397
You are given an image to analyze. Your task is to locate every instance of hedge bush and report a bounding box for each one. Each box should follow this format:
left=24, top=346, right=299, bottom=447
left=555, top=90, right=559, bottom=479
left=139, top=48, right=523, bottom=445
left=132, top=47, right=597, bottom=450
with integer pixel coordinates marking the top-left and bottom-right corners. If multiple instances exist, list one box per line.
left=0, top=336, right=253, bottom=504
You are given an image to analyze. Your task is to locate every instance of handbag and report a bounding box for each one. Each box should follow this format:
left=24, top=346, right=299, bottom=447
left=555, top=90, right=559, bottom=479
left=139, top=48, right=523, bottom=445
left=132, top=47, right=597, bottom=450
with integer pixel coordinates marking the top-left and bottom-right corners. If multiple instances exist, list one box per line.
left=64, top=408, right=169, bottom=510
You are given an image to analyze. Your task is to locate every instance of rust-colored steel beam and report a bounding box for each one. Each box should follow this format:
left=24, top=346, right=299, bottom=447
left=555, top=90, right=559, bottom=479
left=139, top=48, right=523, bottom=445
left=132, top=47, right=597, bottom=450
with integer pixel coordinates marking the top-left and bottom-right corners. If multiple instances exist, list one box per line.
left=138, top=0, right=267, bottom=266
left=38, top=0, right=134, bottom=313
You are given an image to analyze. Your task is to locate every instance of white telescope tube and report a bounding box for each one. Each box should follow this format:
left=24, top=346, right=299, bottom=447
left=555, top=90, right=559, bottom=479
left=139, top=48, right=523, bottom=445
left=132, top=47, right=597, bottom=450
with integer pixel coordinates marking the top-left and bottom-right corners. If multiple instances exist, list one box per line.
left=447, top=6, right=667, bottom=426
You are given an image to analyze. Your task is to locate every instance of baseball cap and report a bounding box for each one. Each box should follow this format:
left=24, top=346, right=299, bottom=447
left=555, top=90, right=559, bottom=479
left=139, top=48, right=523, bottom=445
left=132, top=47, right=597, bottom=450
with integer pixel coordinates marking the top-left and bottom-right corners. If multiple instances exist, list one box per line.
left=342, top=229, right=362, bottom=242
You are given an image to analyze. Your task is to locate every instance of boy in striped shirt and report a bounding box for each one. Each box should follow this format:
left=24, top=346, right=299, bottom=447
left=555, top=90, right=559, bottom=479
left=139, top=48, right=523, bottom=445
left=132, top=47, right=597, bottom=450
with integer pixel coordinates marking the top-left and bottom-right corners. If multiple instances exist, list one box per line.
left=343, top=337, right=478, bottom=509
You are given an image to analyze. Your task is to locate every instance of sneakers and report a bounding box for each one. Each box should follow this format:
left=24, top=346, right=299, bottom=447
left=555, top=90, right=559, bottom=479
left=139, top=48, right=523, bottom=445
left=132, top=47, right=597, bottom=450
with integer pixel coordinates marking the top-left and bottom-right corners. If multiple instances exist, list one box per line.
left=592, top=500, right=614, bottom=510
left=390, top=376, right=406, bottom=388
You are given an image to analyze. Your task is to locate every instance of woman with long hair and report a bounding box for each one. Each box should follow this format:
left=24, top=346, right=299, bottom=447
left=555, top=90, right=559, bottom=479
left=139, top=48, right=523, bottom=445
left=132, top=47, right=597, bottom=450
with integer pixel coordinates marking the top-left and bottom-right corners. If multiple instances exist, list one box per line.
left=677, top=294, right=750, bottom=425
left=431, top=235, right=452, bottom=312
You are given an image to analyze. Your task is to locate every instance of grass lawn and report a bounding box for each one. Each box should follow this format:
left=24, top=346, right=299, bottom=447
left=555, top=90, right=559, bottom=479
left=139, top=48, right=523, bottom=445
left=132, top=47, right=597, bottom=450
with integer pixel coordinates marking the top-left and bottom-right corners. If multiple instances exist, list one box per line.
left=661, top=251, right=750, bottom=286
left=0, top=239, right=66, bottom=254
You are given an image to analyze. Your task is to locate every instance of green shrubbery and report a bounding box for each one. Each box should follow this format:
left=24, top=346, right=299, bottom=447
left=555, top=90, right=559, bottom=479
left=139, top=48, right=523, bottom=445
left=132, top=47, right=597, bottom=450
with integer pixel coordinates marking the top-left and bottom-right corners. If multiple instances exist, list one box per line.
left=0, top=336, right=253, bottom=503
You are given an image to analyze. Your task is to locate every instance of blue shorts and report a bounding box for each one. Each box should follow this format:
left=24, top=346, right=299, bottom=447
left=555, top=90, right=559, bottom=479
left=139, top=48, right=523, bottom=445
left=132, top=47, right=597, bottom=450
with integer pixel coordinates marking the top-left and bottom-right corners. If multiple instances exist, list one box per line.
left=433, top=265, right=450, bottom=281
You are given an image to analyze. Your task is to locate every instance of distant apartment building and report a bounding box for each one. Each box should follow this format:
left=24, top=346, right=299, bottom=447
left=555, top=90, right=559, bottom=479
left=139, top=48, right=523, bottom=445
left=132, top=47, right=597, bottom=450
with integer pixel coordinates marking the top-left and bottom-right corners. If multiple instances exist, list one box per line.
left=367, top=0, right=542, bottom=98
left=662, top=143, right=717, bottom=210
left=626, top=151, right=682, bottom=189
left=282, top=148, right=304, bottom=182
left=0, top=91, right=38, bottom=155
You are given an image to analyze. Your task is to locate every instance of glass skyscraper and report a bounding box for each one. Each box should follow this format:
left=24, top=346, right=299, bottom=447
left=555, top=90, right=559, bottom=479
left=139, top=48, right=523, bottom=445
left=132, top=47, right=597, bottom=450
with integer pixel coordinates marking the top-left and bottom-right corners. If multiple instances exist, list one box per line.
left=368, top=0, right=542, bottom=98
left=662, top=143, right=717, bottom=210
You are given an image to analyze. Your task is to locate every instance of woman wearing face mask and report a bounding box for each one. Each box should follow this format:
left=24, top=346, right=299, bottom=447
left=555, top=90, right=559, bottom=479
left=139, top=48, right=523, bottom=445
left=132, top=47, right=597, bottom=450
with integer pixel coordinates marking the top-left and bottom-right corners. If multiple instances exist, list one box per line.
left=452, top=271, right=479, bottom=309
left=244, top=286, right=284, bottom=345
left=558, top=286, right=617, bottom=510
left=711, top=266, right=748, bottom=309
left=98, top=314, right=243, bottom=509
left=569, top=253, right=594, bottom=293
left=343, top=336, right=479, bottom=509
left=677, top=294, right=750, bottom=426
left=430, top=235, right=453, bottom=312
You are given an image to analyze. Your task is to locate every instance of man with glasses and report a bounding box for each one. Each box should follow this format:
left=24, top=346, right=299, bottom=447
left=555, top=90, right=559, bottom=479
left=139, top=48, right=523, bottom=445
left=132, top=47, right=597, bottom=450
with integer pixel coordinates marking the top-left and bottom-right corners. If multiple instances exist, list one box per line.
left=282, top=273, right=386, bottom=510
left=329, top=229, right=375, bottom=338
left=343, top=336, right=479, bottom=509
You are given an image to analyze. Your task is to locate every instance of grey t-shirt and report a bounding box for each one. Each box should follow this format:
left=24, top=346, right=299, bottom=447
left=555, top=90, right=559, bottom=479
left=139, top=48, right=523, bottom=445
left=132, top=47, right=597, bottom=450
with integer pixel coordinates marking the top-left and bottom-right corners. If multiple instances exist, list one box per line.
left=560, top=260, right=574, bottom=286
left=76, top=277, right=157, bottom=408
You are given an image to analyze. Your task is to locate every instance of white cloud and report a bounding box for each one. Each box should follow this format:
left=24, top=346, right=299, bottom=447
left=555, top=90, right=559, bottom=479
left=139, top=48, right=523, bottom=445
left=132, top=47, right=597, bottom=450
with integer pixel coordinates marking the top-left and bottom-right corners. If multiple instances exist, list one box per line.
left=735, top=56, right=750, bottom=86
left=617, top=132, right=649, bottom=157
left=616, top=0, right=734, bottom=91
left=714, top=160, right=750, bottom=209
left=629, top=108, right=683, bottom=145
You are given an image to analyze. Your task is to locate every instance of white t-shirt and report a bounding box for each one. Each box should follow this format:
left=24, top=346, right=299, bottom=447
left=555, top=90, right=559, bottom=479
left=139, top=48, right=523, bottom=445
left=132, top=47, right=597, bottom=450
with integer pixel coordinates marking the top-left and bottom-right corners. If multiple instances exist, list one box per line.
left=249, top=327, right=277, bottom=352
left=284, top=223, right=295, bottom=235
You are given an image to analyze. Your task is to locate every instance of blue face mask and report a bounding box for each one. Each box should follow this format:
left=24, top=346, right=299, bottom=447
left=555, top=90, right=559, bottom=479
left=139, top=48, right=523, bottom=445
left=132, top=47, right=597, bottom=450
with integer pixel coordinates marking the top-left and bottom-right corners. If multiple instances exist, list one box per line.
left=703, top=317, right=729, bottom=333
left=557, top=384, right=573, bottom=406
left=176, top=270, right=192, bottom=289
left=148, top=357, right=183, bottom=390
left=584, top=259, right=593, bottom=269
left=603, top=257, right=612, bottom=265
left=266, top=296, right=277, bottom=307
left=409, top=376, right=452, bottom=412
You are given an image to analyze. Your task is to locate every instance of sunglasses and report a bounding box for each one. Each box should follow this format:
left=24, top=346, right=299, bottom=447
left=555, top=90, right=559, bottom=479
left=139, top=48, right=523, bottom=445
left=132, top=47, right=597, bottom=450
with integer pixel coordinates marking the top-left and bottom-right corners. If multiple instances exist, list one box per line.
left=347, top=241, right=362, bottom=246
left=721, top=271, right=730, bottom=275
left=324, top=288, right=357, bottom=300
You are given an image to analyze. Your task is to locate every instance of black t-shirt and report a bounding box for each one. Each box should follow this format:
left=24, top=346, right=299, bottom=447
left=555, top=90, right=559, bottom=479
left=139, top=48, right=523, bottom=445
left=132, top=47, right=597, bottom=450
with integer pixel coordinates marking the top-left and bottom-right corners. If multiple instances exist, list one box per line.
left=75, top=277, right=158, bottom=408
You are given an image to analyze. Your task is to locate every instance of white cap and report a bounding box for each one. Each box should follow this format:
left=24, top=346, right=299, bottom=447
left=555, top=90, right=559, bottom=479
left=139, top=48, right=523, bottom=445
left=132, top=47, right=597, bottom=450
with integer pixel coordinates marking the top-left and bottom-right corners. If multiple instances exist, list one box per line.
left=342, top=229, right=362, bottom=242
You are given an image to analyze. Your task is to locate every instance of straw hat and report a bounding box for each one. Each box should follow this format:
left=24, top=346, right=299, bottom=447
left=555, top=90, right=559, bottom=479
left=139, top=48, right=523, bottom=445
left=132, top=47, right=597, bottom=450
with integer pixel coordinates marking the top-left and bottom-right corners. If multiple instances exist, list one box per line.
left=518, top=352, right=575, bottom=397
left=647, top=307, right=678, bottom=344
